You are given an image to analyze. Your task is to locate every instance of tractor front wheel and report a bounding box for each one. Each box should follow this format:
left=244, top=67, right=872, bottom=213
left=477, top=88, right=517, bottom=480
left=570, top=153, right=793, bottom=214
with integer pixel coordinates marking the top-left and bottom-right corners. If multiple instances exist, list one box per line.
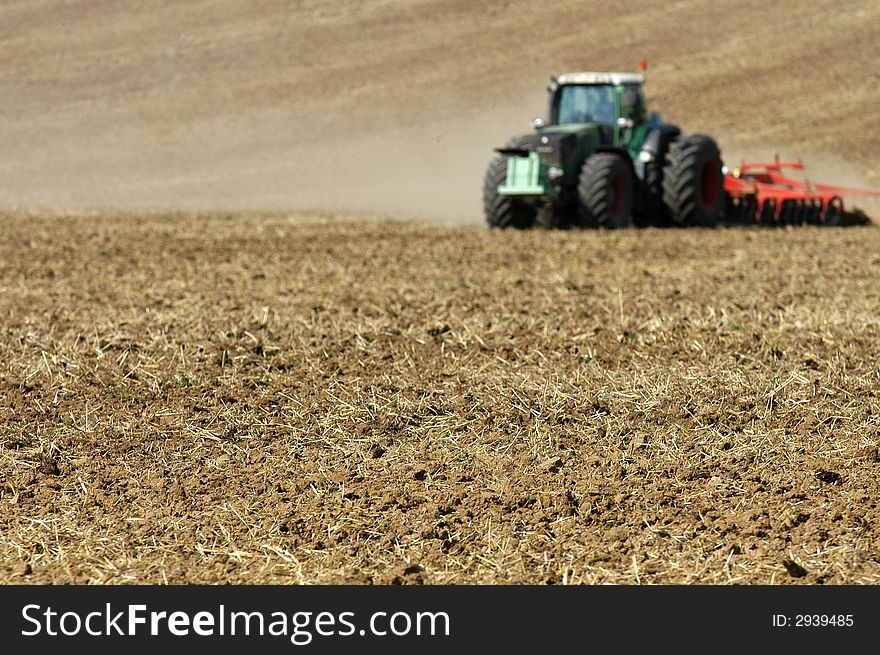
left=576, top=153, right=633, bottom=229
left=482, top=137, right=537, bottom=229
left=662, top=134, right=724, bottom=227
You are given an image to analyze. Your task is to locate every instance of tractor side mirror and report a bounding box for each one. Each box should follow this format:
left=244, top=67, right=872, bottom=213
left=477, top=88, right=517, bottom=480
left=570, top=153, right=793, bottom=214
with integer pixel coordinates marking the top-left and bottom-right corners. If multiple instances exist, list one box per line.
left=616, top=117, right=634, bottom=129
left=531, top=117, right=547, bottom=130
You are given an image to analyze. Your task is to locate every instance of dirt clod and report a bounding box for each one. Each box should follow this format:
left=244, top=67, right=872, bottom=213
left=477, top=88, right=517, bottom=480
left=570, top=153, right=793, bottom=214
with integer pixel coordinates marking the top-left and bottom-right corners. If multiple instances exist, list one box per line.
left=816, top=470, right=842, bottom=485
left=38, top=457, right=60, bottom=476
left=782, top=560, right=809, bottom=579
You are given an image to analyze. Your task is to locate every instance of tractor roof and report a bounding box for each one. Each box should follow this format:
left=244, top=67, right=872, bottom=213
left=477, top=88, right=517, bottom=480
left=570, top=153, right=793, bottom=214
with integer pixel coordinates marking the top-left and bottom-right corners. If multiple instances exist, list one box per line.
left=556, top=72, right=645, bottom=86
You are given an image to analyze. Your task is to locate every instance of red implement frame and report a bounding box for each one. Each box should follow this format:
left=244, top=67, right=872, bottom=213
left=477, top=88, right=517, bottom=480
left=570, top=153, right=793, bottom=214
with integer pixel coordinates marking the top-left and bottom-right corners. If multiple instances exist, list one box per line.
left=723, top=155, right=880, bottom=225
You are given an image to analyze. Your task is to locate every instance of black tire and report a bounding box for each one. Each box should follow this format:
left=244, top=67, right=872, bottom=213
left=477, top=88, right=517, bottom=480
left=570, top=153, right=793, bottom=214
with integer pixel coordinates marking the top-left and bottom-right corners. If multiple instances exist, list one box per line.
left=482, top=136, right=537, bottom=229
left=760, top=199, right=777, bottom=225
left=722, top=191, right=739, bottom=223
left=576, top=152, right=633, bottom=229
left=741, top=195, right=758, bottom=224
left=805, top=200, right=823, bottom=225
left=821, top=198, right=842, bottom=226
left=662, top=134, right=724, bottom=227
left=634, top=160, right=669, bottom=227
left=778, top=199, right=795, bottom=225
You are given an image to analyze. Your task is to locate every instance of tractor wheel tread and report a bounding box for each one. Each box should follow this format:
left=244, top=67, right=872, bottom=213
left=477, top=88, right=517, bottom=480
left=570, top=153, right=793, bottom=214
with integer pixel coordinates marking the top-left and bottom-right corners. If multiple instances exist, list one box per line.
left=576, top=152, right=633, bottom=229
left=662, top=133, right=724, bottom=227
left=482, top=134, right=537, bottom=229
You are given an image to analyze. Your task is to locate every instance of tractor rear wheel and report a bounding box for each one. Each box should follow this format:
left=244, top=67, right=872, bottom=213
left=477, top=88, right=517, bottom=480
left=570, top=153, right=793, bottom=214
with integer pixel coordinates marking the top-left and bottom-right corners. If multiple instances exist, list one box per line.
left=662, top=134, right=724, bottom=227
left=576, top=153, right=633, bottom=229
left=483, top=136, right=537, bottom=229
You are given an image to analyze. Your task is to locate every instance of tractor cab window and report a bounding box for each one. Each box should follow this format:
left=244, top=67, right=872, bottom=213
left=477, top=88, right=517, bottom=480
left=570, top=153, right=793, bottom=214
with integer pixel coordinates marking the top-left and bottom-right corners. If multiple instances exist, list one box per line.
left=556, top=84, right=616, bottom=125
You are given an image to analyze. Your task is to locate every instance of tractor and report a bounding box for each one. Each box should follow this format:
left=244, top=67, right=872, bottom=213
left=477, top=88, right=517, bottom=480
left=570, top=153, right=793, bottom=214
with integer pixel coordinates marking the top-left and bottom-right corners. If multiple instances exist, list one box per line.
left=483, top=70, right=724, bottom=229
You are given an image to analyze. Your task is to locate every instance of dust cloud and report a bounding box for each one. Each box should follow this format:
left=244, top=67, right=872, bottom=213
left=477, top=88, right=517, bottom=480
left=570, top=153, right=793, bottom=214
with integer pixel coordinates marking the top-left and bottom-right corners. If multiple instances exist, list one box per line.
left=0, top=89, right=548, bottom=225
left=284, top=95, right=548, bottom=224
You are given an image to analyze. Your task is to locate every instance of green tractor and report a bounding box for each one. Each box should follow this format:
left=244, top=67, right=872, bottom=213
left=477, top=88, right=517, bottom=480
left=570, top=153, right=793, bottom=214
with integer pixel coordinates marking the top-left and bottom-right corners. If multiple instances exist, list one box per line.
left=483, top=71, right=725, bottom=229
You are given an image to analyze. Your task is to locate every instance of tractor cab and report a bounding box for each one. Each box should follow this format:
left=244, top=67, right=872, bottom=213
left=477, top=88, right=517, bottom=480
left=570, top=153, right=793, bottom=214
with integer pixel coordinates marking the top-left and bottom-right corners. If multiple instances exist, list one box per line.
left=495, top=72, right=656, bottom=202
left=543, top=72, right=649, bottom=147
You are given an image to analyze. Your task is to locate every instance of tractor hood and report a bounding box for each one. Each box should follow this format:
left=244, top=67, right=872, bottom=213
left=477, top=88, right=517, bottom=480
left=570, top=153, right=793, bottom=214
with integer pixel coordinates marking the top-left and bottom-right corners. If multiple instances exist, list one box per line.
left=496, top=124, right=608, bottom=167
left=540, top=123, right=602, bottom=134
left=496, top=124, right=602, bottom=160
left=539, top=122, right=613, bottom=142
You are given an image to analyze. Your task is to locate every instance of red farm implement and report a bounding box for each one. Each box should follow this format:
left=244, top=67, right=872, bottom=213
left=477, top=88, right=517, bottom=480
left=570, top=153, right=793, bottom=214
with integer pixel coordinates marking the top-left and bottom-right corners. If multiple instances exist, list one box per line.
left=723, top=156, right=880, bottom=226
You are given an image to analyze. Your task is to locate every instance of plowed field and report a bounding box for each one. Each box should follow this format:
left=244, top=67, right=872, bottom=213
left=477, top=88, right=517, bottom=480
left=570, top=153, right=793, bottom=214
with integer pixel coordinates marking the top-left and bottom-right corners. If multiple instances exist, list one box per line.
left=1, top=1, right=879, bottom=584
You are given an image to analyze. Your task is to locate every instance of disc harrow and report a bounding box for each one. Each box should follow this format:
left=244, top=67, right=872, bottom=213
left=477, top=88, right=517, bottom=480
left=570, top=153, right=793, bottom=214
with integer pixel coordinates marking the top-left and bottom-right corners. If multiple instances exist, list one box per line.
left=723, top=156, right=880, bottom=225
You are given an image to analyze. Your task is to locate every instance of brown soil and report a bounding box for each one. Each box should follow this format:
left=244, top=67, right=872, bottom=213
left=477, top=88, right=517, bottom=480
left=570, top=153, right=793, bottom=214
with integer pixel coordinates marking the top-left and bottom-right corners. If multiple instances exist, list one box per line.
left=1, top=211, right=879, bottom=584
left=1, top=2, right=880, bottom=584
